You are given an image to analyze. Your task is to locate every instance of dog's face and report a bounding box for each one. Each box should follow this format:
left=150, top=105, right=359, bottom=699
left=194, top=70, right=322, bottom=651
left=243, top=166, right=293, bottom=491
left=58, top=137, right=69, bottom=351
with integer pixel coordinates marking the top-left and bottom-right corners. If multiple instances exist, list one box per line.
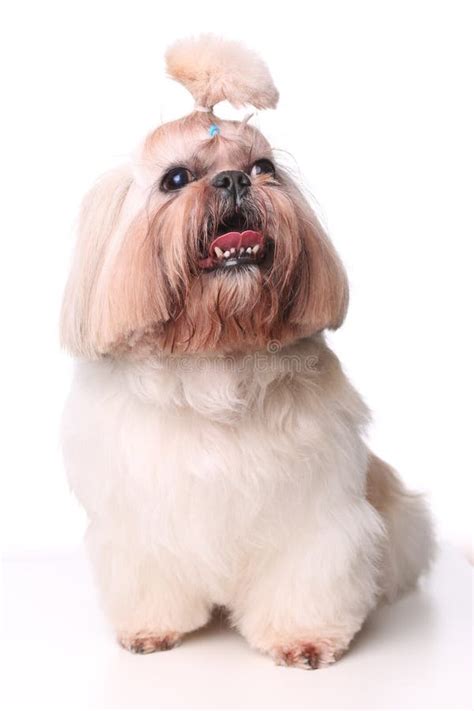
left=61, top=112, right=348, bottom=358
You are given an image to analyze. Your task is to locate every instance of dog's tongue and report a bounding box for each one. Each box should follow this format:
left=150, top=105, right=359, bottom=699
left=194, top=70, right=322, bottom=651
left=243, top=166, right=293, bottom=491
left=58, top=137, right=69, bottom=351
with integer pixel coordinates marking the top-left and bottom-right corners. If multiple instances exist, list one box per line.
left=209, top=229, right=264, bottom=253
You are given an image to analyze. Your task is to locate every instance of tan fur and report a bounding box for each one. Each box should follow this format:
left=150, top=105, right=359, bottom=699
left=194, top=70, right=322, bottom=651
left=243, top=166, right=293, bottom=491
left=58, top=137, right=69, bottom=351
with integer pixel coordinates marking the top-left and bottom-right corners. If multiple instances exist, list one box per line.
left=367, top=454, right=434, bottom=599
left=166, top=35, right=279, bottom=110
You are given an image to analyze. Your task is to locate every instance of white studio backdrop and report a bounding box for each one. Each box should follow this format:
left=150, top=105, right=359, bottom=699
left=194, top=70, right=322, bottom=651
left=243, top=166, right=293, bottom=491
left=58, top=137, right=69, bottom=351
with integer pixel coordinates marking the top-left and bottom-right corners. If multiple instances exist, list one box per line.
left=1, top=0, right=472, bottom=558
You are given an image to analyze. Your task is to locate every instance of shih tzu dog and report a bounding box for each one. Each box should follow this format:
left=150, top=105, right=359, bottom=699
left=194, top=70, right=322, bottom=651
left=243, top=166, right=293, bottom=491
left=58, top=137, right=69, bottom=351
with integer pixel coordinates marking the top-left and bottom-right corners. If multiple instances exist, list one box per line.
left=61, top=36, right=434, bottom=669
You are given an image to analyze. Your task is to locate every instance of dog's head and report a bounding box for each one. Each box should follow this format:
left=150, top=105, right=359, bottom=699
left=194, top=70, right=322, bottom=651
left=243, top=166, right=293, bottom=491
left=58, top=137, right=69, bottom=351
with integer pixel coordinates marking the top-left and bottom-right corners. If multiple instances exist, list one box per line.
left=61, top=36, right=348, bottom=358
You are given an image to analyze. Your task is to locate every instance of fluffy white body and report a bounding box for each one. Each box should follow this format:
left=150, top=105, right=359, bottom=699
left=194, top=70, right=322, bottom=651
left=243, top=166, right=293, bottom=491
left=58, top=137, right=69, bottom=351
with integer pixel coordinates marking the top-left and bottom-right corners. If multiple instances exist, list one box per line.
left=62, top=336, right=433, bottom=666
left=61, top=36, right=434, bottom=668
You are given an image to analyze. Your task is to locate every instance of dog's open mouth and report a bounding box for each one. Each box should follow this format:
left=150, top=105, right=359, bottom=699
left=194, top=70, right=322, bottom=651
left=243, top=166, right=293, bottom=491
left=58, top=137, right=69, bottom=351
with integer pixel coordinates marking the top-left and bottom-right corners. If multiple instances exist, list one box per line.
left=198, top=219, right=267, bottom=272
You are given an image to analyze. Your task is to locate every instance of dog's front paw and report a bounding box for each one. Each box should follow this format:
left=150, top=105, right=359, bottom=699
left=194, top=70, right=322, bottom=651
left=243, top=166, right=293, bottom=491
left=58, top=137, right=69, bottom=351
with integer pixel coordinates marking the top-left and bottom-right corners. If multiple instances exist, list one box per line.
left=272, top=638, right=345, bottom=670
left=118, top=632, right=181, bottom=654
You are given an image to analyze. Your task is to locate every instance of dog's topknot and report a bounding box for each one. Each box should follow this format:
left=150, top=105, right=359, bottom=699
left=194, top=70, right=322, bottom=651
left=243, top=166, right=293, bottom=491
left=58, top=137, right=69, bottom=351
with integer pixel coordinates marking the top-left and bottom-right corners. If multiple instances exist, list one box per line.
left=166, top=35, right=279, bottom=112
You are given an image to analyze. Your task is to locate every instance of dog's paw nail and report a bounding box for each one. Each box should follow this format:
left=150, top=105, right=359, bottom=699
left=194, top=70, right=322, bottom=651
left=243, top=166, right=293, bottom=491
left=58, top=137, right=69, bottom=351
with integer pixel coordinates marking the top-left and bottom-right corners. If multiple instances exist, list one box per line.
left=118, top=633, right=181, bottom=654
left=273, top=639, right=343, bottom=670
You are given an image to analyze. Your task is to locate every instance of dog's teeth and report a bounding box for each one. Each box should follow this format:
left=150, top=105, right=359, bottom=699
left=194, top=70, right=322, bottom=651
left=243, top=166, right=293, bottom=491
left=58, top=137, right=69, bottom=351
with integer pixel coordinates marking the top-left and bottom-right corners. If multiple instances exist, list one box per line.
left=213, top=244, right=260, bottom=261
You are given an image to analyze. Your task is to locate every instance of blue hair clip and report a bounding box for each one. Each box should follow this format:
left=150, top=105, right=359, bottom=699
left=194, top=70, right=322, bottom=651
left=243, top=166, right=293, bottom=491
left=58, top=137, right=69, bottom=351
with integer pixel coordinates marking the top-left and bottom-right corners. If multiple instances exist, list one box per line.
left=209, top=123, right=220, bottom=137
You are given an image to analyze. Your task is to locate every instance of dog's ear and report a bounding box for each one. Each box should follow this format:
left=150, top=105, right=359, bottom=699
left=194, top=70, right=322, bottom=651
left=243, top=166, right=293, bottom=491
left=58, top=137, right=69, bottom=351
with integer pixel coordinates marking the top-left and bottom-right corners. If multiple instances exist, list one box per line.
left=291, top=210, right=349, bottom=334
left=60, top=168, right=133, bottom=358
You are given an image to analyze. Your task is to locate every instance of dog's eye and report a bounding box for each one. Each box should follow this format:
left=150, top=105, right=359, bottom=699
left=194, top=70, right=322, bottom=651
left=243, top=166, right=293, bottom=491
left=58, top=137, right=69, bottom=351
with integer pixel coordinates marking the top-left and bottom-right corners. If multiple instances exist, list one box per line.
left=250, top=159, right=275, bottom=178
left=161, top=167, right=194, bottom=192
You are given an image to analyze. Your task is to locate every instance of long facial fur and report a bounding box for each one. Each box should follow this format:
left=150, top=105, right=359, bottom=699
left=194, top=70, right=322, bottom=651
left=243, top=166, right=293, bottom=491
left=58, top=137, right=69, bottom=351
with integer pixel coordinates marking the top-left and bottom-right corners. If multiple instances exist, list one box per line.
left=61, top=112, right=348, bottom=358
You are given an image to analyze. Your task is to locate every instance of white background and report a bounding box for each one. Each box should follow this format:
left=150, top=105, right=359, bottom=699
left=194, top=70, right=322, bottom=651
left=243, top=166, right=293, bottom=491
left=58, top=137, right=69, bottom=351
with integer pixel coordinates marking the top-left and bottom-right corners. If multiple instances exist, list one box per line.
left=1, top=0, right=473, bottom=559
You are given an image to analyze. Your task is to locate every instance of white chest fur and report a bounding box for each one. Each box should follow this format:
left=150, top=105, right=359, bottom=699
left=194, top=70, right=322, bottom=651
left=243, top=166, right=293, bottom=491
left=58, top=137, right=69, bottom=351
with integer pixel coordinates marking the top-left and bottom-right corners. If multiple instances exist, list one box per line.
left=62, top=336, right=370, bottom=603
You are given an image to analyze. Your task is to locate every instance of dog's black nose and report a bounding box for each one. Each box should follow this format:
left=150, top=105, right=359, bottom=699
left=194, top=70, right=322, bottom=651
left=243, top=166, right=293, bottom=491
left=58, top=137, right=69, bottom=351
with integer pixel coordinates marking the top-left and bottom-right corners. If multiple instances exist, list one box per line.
left=212, top=170, right=250, bottom=206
